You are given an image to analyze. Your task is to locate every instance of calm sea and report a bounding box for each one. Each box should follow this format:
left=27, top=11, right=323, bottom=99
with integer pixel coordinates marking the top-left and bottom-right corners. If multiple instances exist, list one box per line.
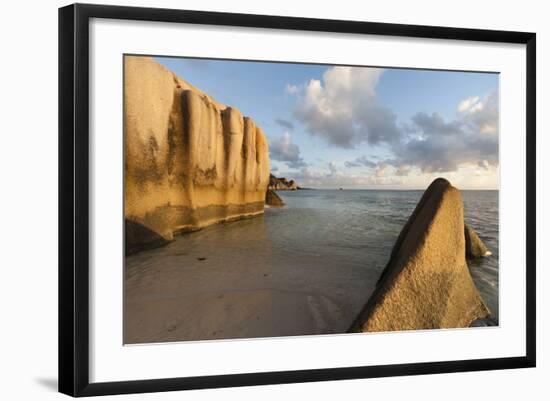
left=265, top=189, right=499, bottom=322
left=126, top=189, right=499, bottom=339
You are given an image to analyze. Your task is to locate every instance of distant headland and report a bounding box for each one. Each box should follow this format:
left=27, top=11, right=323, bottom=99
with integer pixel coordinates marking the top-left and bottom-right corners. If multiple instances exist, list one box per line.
left=268, top=174, right=298, bottom=190
left=269, top=173, right=313, bottom=190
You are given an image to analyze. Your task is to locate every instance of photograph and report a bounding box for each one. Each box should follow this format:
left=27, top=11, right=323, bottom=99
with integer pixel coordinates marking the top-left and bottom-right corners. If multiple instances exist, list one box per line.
left=123, top=55, right=499, bottom=344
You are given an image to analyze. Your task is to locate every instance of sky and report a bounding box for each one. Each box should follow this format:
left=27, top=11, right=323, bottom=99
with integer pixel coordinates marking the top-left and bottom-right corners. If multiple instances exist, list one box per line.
left=156, top=56, right=499, bottom=190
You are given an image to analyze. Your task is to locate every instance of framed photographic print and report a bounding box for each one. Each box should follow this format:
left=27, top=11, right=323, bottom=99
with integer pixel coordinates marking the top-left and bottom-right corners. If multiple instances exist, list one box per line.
left=58, top=3, right=536, bottom=397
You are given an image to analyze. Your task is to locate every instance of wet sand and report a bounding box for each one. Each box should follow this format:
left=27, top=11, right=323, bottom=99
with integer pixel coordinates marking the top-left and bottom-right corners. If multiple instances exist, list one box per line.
left=124, top=189, right=498, bottom=344
left=124, top=214, right=378, bottom=344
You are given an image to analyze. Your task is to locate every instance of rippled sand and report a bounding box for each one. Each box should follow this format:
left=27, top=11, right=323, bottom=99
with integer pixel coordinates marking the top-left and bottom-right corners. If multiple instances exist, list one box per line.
left=124, top=215, right=372, bottom=343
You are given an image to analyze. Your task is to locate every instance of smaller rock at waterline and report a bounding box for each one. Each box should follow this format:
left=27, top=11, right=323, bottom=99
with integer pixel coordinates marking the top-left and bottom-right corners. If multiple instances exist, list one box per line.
left=465, top=225, right=492, bottom=259
left=265, top=189, right=285, bottom=207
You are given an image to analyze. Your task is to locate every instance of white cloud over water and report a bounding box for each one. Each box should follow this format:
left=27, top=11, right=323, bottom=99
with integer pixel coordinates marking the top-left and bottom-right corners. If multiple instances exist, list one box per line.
left=458, top=96, right=482, bottom=113
left=285, top=83, right=299, bottom=95
left=269, top=132, right=307, bottom=169
left=290, top=66, right=499, bottom=181
left=389, top=91, right=499, bottom=173
left=274, top=118, right=294, bottom=131
left=344, top=155, right=377, bottom=169
left=286, top=166, right=405, bottom=189
left=293, top=67, right=401, bottom=148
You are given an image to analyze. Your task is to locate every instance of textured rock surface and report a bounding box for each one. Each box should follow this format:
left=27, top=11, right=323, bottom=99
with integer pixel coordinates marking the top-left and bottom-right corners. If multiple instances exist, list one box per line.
left=265, top=189, right=285, bottom=207
left=465, top=225, right=492, bottom=259
left=125, top=56, right=270, bottom=254
left=350, top=178, right=490, bottom=332
left=269, top=174, right=298, bottom=190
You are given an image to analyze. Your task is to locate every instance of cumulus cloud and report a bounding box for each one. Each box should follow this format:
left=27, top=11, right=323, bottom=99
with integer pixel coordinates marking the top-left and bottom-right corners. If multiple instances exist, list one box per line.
left=395, top=164, right=412, bottom=176
left=458, top=96, right=482, bottom=113
left=287, top=166, right=404, bottom=188
left=374, top=163, right=390, bottom=177
left=345, top=155, right=377, bottom=168
left=460, top=91, right=499, bottom=135
left=269, top=132, right=307, bottom=169
left=293, top=66, right=401, bottom=148
left=327, top=161, right=338, bottom=175
left=478, top=160, right=490, bottom=170
left=274, top=118, right=294, bottom=130
left=285, top=84, right=299, bottom=95
left=334, top=91, right=498, bottom=175
left=410, top=112, right=463, bottom=137
left=288, top=65, right=498, bottom=185
left=388, top=91, right=499, bottom=173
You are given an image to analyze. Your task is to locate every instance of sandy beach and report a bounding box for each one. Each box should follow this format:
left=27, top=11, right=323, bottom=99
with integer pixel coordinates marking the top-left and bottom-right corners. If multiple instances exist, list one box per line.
left=124, top=188, right=498, bottom=343
left=124, top=211, right=378, bottom=344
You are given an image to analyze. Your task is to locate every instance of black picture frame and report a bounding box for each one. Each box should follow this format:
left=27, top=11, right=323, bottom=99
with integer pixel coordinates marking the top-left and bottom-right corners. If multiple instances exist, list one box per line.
left=59, top=3, right=536, bottom=397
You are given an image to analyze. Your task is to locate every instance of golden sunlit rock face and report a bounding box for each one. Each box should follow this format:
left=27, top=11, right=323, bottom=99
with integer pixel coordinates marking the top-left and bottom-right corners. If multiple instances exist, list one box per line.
left=124, top=56, right=270, bottom=254
left=350, top=178, right=490, bottom=332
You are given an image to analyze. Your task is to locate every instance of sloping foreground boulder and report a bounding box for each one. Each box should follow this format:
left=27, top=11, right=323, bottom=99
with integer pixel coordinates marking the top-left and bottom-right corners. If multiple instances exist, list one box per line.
left=350, top=178, right=490, bottom=332
left=125, top=56, right=270, bottom=254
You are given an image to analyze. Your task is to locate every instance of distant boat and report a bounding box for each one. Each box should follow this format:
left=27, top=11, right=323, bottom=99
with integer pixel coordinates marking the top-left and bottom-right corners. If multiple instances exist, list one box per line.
left=339, top=187, right=343, bottom=190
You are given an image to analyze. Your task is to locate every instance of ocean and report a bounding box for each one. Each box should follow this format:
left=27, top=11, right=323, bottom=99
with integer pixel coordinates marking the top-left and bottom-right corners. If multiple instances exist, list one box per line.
left=265, top=189, right=499, bottom=321
left=125, top=189, right=499, bottom=343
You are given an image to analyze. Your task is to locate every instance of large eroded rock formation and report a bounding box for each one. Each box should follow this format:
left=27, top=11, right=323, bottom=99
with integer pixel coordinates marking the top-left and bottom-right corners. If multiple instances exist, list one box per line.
left=125, top=56, right=270, bottom=254
left=350, top=178, right=490, bottom=332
